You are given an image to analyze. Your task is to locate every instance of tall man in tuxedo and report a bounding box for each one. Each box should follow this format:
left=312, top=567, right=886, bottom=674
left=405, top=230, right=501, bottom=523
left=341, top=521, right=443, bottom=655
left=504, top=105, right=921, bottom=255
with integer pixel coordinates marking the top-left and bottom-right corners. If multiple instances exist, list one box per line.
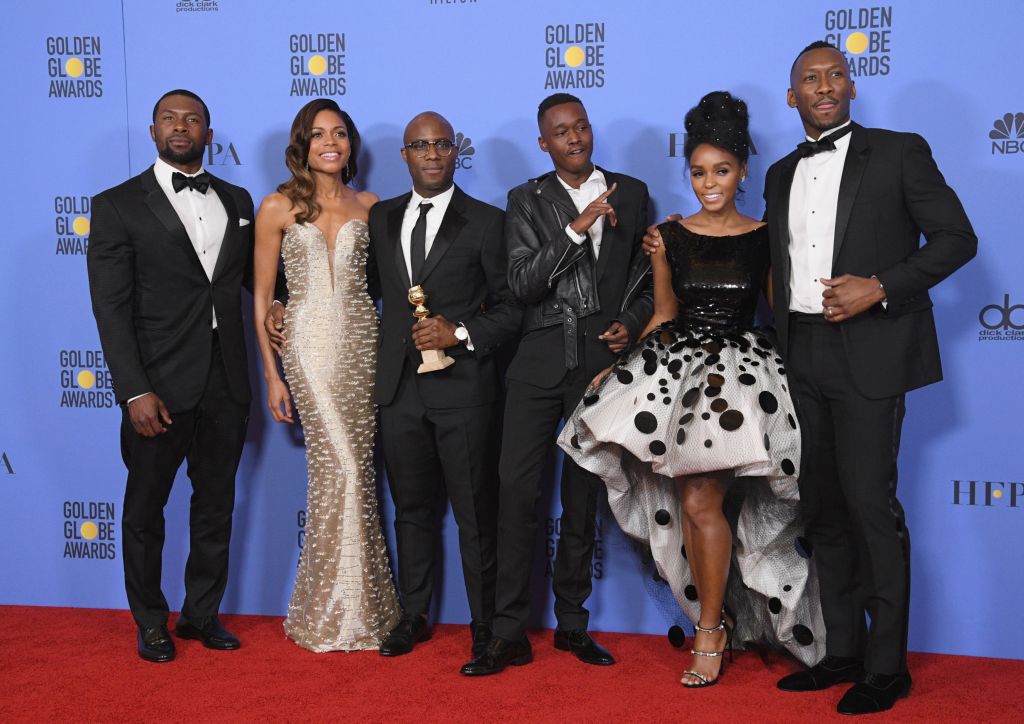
left=88, top=90, right=279, bottom=662
left=366, top=112, right=521, bottom=664
left=764, top=43, right=976, bottom=715
left=462, top=93, right=653, bottom=676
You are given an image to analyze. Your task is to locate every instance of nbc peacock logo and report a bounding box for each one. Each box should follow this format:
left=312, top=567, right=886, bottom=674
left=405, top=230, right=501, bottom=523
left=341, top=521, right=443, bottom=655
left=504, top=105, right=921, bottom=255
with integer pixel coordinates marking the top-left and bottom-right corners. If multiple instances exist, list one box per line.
left=454, top=132, right=475, bottom=170
left=990, top=113, right=1024, bottom=155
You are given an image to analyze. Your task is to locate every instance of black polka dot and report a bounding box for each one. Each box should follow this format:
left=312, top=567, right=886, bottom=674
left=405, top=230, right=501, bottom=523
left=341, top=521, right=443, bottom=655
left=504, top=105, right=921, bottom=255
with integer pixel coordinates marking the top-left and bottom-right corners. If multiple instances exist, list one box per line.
left=704, top=354, right=721, bottom=366
left=642, top=349, right=658, bottom=375
left=738, top=373, right=756, bottom=386
left=781, top=458, right=796, bottom=475
left=679, top=413, right=694, bottom=425
left=704, top=440, right=712, bottom=448
left=663, top=397, right=672, bottom=405
left=738, top=365, right=747, bottom=372
left=793, top=625, right=814, bottom=646
left=659, top=387, right=668, bottom=394
left=707, top=373, right=725, bottom=387
left=667, top=359, right=682, bottom=374
left=759, top=391, right=779, bottom=414
left=615, top=368, right=634, bottom=384
left=763, top=433, right=770, bottom=451
left=783, top=584, right=792, bottom=592
left=650, top=440, right=667, bottom=455
left=683, top=355, right=692, bottom=362
left=654, top=509, right=671, bottom=525
left=583, top=394, right=599, bottom=406
left=701, top=412, right=710, bottom=420
left=676, top=428, right=686, bottom=445
left=768, top=597, right=782, bottom=614
left=570, top=434, right=580, bottom=449
left=704, top=386, right=721, bottom=398
left=659, top=378, right=668, bottom=386
left=710, top=399, right=728, bottom=413
left=680, top=545, right=687, bottom=559
left=777, top=367, right=786, bottom=375
left=751, top=361, right=760, bottom=367
left=719, top=410, right=744, bottom=431
left=756, top=337, right=772, bottom=349
left=668, top=625, right=686, bottom=648
left=682, top=388, right=701, bottom=407
left=716, top=364, right=725, bottom=372
left=684, top=584, right=699, bottom=601
left=647, top=393, right=656, bottom=401
left=634, top=411, right=658, bottom=434
left=788, top=413, right=797, bottom=429
left=775, top=357, right=784, bottom=364
left=742, top=357, right=751, bottom=363
left=795, top=536, right=813, bottom=559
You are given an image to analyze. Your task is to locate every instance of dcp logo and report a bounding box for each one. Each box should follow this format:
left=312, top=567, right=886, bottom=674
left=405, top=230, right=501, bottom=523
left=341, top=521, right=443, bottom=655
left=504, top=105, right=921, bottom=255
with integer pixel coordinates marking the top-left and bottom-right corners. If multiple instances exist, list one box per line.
left=990, top=113, right=1024, bottom=155
left=978, top=294, right=1024, bottom=341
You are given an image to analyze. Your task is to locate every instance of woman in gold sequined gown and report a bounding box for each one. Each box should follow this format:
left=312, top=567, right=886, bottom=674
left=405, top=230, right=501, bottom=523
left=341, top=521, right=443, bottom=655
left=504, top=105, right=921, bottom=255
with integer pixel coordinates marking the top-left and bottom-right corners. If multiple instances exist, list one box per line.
left=253, top=99, right=400, bottom=651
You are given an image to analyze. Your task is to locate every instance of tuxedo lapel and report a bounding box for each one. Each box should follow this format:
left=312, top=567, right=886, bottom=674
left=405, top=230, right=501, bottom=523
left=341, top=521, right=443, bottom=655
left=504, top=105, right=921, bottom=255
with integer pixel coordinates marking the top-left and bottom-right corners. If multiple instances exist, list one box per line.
left=418, top=186, right=468, bottom=286
left=832, top=123, right=870, bottom=267
left=387, top=193, right=413, bottom=290
left=141, top=167, right=195, bottom=254
left=209, top=175, right=239, bottom=281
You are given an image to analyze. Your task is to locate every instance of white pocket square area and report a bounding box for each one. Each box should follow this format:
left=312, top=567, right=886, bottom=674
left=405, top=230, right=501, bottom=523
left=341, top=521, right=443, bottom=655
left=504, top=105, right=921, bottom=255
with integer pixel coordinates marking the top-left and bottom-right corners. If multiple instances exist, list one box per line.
left=239, top=218, right=251, bottom=226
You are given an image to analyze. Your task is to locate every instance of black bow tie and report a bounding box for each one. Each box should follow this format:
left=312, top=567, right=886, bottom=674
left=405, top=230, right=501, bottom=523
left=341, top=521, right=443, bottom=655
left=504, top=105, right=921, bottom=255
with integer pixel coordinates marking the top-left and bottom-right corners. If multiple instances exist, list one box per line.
left=171, top=171, right=211, bottom=194
left=796, top=124, right=853, bottom=158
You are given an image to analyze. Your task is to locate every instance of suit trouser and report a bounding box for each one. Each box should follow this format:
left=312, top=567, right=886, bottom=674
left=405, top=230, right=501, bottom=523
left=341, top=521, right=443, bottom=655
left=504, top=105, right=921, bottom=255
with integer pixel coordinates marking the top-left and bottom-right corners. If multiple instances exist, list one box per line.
left=120, top=333, right=249, bottom=629
left=492, top=365, right=605, bottom=641
left=379, top=360, right=499, bottom=625
left=787, top=313, right=910, bottom=674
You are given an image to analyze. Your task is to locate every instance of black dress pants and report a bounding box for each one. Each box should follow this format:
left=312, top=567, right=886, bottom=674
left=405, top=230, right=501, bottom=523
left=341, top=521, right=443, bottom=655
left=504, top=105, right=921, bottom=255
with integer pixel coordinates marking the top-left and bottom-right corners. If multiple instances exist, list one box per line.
left=492, top=364, right=605, bottom=641
left=787, top=313, right=910, bottom=674
left=379, top=361, right=499, bottom=625
left=120, top=333, right=249, bottom=628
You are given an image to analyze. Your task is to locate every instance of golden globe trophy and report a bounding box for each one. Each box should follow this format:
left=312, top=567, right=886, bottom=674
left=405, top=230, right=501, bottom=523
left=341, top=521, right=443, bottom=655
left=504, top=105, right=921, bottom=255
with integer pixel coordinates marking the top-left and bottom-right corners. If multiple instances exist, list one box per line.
left=408, top=285, right=455, bottom=374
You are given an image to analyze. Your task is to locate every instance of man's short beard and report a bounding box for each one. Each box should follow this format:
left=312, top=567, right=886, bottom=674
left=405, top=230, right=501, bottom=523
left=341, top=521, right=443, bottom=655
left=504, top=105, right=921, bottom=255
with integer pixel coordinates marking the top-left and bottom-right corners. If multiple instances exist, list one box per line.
left=159, top=141, right=204, bottom=167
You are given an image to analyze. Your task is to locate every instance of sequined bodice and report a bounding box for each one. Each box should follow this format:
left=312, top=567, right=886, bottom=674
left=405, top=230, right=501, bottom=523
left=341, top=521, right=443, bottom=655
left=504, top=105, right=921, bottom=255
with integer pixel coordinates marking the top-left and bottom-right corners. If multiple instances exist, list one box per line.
left=659, top=222, right=770, bottom=334
left=281, top=220, right=373, bottom=310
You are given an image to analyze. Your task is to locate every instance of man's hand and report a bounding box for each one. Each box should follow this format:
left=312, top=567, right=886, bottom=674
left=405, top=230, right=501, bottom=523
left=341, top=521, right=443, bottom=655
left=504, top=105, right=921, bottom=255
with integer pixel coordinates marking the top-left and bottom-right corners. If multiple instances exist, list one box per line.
left=127, top=393, right=172, bottom=437
left=642, top=214, right=683, bottom=256
left=821, top=274, right=886, bottom=323
left=266, top=377, right=294, bottom=424
left=569, top=182, right=618, bottom=235
left=599, top=321, right=630, bottom=353
left=412, top=314, right=458, bottom=351
left=264, top=303, right=287, bottom=355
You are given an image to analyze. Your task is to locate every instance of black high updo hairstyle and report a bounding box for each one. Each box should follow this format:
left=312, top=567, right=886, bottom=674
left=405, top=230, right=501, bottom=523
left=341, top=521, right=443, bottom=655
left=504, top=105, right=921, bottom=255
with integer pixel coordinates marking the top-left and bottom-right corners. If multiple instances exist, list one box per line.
left=683, top=91, right=750, bottom=164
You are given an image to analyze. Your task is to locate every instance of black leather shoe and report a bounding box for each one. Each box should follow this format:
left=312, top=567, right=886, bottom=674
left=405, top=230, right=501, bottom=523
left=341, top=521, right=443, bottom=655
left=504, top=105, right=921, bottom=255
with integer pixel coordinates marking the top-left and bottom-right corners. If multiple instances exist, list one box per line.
left=470, top=621, right=492, bottom=659
left=553, top=629, right=615, bottom=666
left=138, top=625, right=175, bottom=663
left=837, top=672, right=912, bottom=715
left=460, top=636, right=533, bottom=676
left=379, top=615, right=431, bottom=657
left=777, top=655, right=862, bottom=691
left=175, top=615, right=240, bottom=650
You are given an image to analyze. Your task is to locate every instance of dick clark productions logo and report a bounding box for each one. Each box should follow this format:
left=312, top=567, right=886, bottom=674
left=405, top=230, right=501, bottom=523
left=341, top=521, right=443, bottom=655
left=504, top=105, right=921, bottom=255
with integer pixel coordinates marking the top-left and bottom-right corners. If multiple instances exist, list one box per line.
left=978, top=294, right=1024, bottom=342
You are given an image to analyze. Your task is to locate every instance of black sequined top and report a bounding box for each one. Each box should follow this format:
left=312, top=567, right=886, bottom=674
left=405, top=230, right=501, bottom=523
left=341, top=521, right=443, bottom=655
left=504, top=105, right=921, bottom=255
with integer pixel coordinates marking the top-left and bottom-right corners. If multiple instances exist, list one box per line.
left=658, top=222, right=770, bottom=335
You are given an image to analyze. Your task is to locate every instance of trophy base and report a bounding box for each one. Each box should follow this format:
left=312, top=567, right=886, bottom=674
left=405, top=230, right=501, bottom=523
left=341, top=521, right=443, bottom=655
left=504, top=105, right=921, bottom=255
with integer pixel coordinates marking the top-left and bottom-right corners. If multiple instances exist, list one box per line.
left=417, top=349, right=455, bottom=374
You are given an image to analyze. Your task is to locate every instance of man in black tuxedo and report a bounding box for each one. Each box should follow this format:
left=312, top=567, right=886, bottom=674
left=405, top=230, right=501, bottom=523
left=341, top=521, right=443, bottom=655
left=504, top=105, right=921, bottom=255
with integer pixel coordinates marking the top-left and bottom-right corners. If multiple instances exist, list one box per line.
left=88, top=90, right=280, bottom=662
left=367, top=112, right=521, bottom=665
left=461, top=94, right=652, bottom=676
left=764, top=43, right=976, bottom=714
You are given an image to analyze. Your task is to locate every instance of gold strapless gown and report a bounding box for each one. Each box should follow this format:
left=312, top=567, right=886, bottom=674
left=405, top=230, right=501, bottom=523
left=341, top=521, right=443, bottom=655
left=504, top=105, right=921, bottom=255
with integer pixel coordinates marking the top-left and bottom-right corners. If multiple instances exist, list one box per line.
left=280, top=220, right=401, bottom=651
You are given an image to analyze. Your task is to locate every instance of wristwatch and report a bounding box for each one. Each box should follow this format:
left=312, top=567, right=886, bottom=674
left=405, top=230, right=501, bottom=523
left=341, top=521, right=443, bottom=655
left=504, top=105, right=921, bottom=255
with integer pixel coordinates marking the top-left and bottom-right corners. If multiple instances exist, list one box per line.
left=454, top=323, right=469, bottom=343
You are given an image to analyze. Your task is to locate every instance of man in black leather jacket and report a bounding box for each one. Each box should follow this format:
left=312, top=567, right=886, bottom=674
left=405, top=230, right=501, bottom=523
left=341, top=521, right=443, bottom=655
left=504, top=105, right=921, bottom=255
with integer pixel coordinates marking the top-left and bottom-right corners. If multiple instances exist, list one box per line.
left=462, top=93, right=653, bottom=676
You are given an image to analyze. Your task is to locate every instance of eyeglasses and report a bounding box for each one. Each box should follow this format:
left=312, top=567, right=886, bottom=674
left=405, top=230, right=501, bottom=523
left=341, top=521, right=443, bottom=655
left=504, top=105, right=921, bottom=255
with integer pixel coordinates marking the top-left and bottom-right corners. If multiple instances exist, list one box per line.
left=404, top=139, right=455, bottom=157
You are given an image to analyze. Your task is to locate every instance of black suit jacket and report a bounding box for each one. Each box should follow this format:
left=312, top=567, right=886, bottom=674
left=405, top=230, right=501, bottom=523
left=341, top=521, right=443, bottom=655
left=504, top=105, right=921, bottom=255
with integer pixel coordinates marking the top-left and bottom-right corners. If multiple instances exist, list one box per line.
left=368, top=185, right=521, bottom=408
left=88, top=166, right=260, bottom=411
left=764, top=123, right=977, bottom=399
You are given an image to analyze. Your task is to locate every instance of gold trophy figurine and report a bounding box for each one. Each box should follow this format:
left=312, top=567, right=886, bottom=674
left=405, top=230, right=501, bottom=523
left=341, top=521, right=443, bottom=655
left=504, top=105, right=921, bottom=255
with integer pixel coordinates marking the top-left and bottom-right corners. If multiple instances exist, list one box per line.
left=408, top=285, right=456, bottom=374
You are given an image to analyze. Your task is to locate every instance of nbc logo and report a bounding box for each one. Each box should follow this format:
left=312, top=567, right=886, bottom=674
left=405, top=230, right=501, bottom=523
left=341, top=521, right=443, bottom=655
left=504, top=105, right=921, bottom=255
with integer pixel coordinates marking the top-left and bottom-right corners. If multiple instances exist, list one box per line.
left=454, top=132, right=475, bottom=170
left=990, top=113, right=1024, bottom=155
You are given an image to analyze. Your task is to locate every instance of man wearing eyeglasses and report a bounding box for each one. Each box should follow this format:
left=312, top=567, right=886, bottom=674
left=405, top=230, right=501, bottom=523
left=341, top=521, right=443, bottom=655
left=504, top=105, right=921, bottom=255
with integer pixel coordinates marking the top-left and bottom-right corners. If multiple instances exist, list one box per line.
left=368, top=111, right=521, bottom=664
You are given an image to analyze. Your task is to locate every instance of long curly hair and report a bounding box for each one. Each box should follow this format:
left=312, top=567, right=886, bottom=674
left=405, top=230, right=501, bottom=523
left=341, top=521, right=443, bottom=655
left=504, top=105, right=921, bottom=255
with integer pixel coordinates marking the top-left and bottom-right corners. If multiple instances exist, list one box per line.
left=277, top=98, right=361, bottom=224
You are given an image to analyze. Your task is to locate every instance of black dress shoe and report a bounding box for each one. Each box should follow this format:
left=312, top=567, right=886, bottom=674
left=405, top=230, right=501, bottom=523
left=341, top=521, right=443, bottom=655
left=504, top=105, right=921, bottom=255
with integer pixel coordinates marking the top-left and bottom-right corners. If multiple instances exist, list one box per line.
left=379, top=615, right=431, bottom=657
left=837, top=672, right=912, bottom=715
left=553, top=629, right=616, bottom=666
left=777, top=655, right=862, bottom=691
left=460, top=636, right=533, bottom=676
left=138, top=625, right=175, bottom=663
left=175, top=615, right=240, bottom=650
left=470, top=621, right=492, bottom=659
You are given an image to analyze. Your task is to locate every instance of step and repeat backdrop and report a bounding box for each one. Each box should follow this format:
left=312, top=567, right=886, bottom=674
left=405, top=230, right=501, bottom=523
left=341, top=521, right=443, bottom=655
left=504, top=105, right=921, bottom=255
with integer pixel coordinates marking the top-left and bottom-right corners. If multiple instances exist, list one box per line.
left=2, top=0, right=1021, bottom=660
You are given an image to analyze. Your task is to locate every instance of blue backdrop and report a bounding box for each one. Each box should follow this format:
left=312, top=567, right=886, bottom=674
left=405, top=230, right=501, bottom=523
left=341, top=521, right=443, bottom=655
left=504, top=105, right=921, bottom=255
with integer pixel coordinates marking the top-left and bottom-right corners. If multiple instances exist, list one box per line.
left=2, top=0, right=1021, bottom=661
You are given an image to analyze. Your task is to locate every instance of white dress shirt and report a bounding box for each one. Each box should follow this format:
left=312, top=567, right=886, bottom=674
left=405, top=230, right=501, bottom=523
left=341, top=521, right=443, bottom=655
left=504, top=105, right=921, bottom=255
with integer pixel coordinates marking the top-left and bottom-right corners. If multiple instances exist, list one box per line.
left=558, top=167, right=607, bottom=258
left=787, top=121, right=852, bottom=313
left=401, top=184, right=455, bottom=281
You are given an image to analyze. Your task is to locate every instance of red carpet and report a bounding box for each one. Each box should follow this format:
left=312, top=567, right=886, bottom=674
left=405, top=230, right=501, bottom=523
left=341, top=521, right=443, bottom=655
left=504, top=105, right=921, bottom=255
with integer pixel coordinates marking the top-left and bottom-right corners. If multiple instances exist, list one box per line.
left=1, top=606, right=1020, bottom=723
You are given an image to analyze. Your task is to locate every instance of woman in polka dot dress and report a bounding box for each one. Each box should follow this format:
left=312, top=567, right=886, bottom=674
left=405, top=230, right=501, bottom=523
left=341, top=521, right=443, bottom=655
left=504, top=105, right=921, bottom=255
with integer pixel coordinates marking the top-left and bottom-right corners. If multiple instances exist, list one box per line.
left=558, top=91, right=824, bottom=687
